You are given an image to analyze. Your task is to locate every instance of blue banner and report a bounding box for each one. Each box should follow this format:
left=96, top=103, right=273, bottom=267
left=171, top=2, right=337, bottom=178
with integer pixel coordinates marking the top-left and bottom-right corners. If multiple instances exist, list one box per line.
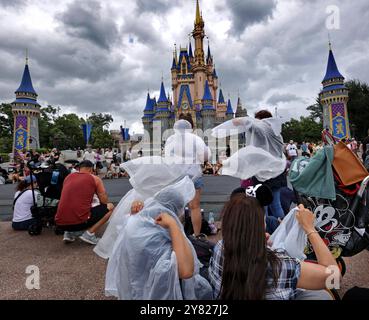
left=15, top=126, right=28, bottom=151
left=332, top=116, right=347, bottom=140
left=121, top=127, right=130, bottom=141
left=82, top=123, right=93, bottom=144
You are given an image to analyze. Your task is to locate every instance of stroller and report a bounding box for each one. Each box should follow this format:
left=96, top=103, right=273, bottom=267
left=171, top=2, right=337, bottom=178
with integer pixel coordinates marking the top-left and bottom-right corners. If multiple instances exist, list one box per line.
left=290, top=130, right=369, bottom=281
left=27, top=160, right=70, bottom=236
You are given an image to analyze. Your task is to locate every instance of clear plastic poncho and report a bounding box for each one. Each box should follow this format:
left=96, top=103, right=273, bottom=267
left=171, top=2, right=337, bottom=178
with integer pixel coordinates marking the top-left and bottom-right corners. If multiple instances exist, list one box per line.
left=93, top=155, right=202, bottom=259
left=211, top=117, right=286, bottom=181
left=105, top=176, right=213, bottom=300
left=165, top=120, right=211, bottom=177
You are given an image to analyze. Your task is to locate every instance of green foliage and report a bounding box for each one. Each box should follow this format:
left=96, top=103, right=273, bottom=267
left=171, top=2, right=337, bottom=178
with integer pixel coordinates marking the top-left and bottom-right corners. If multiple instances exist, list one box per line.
left=0, top=102, right=115, bottom=152
left=282, top=116, right=322, bottom=143
left=0, top=153, right=10, bottom=162
left=87, top=113, right=114, bottom=148
left=307, top=97, right=323, bottom=123
left=346, top=80, right=369, bottom=140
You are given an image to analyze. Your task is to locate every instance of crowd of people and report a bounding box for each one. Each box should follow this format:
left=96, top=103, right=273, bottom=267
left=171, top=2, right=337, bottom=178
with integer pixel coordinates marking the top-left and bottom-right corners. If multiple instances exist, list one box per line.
left=5, top=109, right=369, bottom=300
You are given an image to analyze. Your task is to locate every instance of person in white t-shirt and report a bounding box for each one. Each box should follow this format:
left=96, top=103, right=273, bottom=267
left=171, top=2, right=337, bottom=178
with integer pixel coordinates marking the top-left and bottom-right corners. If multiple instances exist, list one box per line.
left=286, top=140, right=298, bottom=161
left=83, top=147, right=96, bottom=164
left=12, top=175, right=39, bottom=231
left=104, top=147, right=114, bottom=165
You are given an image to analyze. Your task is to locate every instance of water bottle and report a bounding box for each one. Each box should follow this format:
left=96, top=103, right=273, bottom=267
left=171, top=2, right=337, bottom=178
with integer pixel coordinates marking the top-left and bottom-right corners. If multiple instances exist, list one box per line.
left=200, top=208, right=204, bottom=218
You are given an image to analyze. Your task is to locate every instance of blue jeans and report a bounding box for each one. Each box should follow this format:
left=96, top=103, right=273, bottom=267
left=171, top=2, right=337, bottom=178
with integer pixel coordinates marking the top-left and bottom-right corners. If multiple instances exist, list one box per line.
left=12, top=218, right=36, bottom=231
left=266, top=216, right=280, bottom=234
left=265, top=189, right=285, bottom=220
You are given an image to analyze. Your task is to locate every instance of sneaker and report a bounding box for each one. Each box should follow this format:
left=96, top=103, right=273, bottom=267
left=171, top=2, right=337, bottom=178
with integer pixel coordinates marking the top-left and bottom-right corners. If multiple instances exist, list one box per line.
left=79, top=231, right=100, bottom=245
left=63, top=231, right=83, bottom=244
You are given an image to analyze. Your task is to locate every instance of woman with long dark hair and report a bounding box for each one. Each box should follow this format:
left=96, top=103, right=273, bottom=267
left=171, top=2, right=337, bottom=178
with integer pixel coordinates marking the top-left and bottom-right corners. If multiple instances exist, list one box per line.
left=209, top=193, right=339, bottom=300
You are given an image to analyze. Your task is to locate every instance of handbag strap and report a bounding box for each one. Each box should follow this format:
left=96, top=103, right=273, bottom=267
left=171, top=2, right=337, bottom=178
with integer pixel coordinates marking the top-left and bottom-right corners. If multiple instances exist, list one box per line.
left=12, top=189, right=28, bottom=209
left=322, top=130, right=338, bottom=146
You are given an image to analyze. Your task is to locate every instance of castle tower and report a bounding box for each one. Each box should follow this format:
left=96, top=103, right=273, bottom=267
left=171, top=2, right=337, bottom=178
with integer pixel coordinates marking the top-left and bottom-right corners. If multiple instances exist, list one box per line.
left=226, top=97, right=235, bottom=120
left=153, top=81, right=171, bottom=137
left=12, top=54, right=41, bottom=155
left=142, top=92, right=156, bottom=140
left=319, top=42, right=350, bottom=139
left=235, top=95, right=247, bottom=117
left=192, top=0, right=207, bottom=108
left=216, top=88, right=227, bottom=120
left=201, top=80, right=216, bottom=131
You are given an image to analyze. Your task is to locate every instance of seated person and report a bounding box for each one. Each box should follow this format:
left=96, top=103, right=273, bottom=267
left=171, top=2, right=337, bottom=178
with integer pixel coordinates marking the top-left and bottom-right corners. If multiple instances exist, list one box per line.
left=12, top=175, right=39, bottom=231
left=208, top=193, right=339, bottom=300
left=55, top=160, right=114, bottom=245
left=203, top=161, right=214, bottom=175
left=213, top=161, right=222, bottom=176
left=105, top=177, right=213, bottom=300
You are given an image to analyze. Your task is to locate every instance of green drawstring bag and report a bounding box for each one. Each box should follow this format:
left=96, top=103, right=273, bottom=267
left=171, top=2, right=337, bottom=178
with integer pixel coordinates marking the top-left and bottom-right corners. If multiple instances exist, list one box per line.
left=289, top=146, right=336, bottom=200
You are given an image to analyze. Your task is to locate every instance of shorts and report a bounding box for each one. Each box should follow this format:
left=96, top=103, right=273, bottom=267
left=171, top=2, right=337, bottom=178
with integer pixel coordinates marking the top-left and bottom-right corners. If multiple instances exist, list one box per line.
left=194, top=177, right=204, bottom=190
left=57, top=204, right=110, bottom=232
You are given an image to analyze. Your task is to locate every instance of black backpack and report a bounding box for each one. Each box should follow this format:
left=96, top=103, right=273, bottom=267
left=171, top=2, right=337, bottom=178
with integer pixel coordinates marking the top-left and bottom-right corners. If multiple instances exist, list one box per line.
left=183, top=208, right=212, bottom=236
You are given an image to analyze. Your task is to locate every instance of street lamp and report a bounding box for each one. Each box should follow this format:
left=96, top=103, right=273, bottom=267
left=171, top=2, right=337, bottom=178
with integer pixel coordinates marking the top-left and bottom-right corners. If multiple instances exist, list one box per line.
left=28, top=135, right=39, bottom=150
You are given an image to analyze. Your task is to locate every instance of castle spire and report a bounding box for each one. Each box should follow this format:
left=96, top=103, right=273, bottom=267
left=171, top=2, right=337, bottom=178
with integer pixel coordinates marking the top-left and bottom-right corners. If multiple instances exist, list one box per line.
left=322, top=41, right=344, bottom=83
left=195, top=0, right=202, bottom=25
left=15, top=57, right=37, bottom=96
left=157, top=80, right=168, bottom=104
left=189, top=39, right=193, bottom=58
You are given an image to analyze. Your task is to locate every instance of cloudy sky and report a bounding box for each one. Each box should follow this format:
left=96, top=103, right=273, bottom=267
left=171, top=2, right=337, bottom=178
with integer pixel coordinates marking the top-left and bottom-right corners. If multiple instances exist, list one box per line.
left=1, top=0, right=369, bottom=131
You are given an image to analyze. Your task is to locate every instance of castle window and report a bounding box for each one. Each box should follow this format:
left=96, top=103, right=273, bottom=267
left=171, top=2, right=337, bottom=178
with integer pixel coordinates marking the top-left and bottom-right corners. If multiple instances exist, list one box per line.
left=182, top=63, right=186, bottom=74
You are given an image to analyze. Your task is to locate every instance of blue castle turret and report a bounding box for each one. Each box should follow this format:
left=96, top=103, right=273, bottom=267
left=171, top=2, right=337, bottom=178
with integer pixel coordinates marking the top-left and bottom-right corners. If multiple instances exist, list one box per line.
left=12, top=55, right=41, bottom=154
left=319, top=42, right=350, bottom=139
left=226, top=98, right=234, bottom=120
left=201, top=80, right=215, bottom=130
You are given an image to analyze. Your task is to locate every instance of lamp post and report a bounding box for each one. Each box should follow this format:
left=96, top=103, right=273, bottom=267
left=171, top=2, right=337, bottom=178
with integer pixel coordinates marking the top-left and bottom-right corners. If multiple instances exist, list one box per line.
left=28, top=135, right=39, bottom=150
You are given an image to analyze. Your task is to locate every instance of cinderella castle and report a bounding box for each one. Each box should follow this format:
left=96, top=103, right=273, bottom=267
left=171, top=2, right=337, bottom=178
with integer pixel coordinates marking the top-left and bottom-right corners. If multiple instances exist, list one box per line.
left=142, top=0, right=247, bottom=138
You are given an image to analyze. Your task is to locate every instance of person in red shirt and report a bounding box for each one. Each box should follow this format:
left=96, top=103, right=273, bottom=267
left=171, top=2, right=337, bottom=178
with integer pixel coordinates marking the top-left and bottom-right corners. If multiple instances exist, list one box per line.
left=55, top=160, right=114, bottom=244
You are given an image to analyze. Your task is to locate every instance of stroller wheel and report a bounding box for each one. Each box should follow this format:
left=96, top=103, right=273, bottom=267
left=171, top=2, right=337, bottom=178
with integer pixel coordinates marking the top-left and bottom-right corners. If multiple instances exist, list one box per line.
left=28, top=222, right=42, bottom=236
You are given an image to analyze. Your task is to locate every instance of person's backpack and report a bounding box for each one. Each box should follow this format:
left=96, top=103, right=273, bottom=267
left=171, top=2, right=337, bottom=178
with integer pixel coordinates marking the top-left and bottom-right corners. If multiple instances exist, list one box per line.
left=183, top=208, right=212, bottom=236
left=187, top=234, right=215, bottom=268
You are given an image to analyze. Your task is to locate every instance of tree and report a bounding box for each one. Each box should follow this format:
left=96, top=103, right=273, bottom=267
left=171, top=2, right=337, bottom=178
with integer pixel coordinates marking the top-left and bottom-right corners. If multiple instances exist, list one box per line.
left=50, top=113, right=85, bottom=150
left=307, top=97, right=323, bottom=123
left=87, top=113, right=114, bottom=148
left=282, top=116, right=322, bottom=143
left=346, top=80, right=369, bottom=140
left=0, top=103, right=14, bottom=153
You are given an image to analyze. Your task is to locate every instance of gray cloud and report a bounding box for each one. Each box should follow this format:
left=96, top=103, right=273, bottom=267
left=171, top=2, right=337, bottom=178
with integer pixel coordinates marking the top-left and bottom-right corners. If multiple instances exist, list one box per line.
left=267, top=93, right=306, bottom=105
left=1, top=0, right=369, bottom=131
left=0, top=0, right=26, bottom=7
left=58, top=0, right=119, bottom=50
left=226, top=0, right=277, bottom=36
left=135, top=0, right=179, bottom=14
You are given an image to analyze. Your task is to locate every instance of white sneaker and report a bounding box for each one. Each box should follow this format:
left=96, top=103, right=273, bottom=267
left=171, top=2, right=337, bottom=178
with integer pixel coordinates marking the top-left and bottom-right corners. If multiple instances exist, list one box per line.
left=79, top=231, right=100, bottom=245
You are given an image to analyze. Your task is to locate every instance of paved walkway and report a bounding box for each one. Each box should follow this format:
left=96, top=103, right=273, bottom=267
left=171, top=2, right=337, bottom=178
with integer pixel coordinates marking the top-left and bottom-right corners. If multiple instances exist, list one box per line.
left=0, top=176, right=240, bottom=220
left=1, top=221, right=369, bottom=300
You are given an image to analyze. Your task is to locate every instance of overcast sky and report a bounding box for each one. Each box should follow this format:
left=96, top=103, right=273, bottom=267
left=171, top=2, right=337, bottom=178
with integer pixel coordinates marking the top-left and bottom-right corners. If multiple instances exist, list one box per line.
left=1, top=0, right=369, bottom=131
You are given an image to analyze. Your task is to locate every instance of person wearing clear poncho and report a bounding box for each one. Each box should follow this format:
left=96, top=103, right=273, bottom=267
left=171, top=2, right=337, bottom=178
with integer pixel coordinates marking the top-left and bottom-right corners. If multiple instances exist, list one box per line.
left=212, top=111, right=288, bottom=229
left=105, top=176, right=213, bottom=300
left=93, top=155, right=202, bottom=259
left=165, top=119, right=211, bottom=237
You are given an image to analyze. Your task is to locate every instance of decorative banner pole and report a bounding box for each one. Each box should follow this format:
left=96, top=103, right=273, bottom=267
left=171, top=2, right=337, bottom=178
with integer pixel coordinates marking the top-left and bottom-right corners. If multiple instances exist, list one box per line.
left=82, top=115, right=93, bottom=148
